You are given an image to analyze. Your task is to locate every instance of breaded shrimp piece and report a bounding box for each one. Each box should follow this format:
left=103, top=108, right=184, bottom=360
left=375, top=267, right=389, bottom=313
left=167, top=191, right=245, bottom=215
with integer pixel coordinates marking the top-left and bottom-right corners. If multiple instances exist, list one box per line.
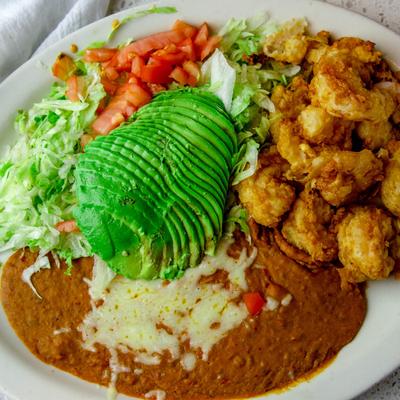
left=237, top=146, right=296, bottom=227
left=305, top=31, right=330, bottom=65
left=381, top=145, right=400, bottom=217
left=356, top=120, right=393, bottom=150
left=263, top=19, right=309, bottom=65
left=275, top=119, right=317, bottom=180
left=310, top=44, right=396, bottom=122
left=280, top=188, right=338, bottom=263
left=298, top=105, right=354, bottom=148
left=310, top=149, right=383, bottom=206
left=271, top=76, right=310, bottom=122
left=337, top=206, right=395, bottom=282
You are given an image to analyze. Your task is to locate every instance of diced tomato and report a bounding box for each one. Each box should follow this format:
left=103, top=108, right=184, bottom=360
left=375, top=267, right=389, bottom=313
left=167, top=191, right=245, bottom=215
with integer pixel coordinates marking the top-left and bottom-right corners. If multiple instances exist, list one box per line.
left=104, top=66, right=119, bottom=80
left=182, top=60, right=200, bottom=87
left=123, top=84, right=152, bottom=107
left=128, top=74, right=140, bottom=84
left=101, top=76, right=118, bottom=95
left=127, top=30, right=186, bottom=56
left=92, top=107, right=125, bottom=135
left=243, top=292, right=265, bottom=316
left=83, top=48, right=117, bottom=63
left=66, top=75, right=85, bottom=102
left=52, top=53, right=76, bottom=81
left=172, top=20, right=198, bottom=38
left=169, top=66, right=188, bottom=85
left=55, top=220, right=80, bottom=233
left=178, top=38, right=196, bottom=61
left=194, top=23, right=209, bottom=47
left=140, top=59, right=173, bottom=84
left=131, top=55, right=145, bottom=76
left=152, top=48, right=187, bottom=65
left=200, top=35, right=222, bottom=60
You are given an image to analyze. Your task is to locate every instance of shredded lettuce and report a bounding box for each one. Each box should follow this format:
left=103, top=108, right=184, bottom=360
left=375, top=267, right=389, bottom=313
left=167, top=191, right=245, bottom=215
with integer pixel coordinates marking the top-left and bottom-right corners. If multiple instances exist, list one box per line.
left=224, top=204, right=250, bottom=239
left=0, top=63, right=105, bottom=265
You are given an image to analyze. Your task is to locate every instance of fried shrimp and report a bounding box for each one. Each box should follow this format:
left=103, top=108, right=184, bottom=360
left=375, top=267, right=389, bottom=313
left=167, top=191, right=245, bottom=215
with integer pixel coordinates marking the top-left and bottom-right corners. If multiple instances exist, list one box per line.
left=298, top=105, right=354, bottom=148
left=310, top=40, right=396, bottom=122
left=381, top=144, right=400, bottom=217
left=310, top=149, right=383, bottom=206
left=279, top=189, right=338, bottom=263
left=337, top=206, right=395, bottom=282
left=237, top=146, right=296, bottom=227
left=356, top=120, right=393, bottom=150
left=263, top=19, right=309, bottom=65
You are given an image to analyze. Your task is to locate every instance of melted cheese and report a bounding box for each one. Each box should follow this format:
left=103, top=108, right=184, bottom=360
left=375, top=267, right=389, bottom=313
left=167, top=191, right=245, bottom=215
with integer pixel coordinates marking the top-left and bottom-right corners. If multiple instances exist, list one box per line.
left=80, top=238, right=257, bottom=370
left=21, top=251, right=50, bottom=299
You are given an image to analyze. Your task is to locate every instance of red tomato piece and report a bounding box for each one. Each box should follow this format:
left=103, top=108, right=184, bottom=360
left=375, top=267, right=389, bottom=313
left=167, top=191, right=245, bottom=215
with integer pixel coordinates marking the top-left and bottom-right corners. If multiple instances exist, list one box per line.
left=92, top=108, right=125, bottom=135
left=131, top=55, right=145, bottom=77
left=83, top=48, right=117, bottom=63
left=194, top=23, right=209, bottom=47
left=55, top=220, right=80, bottom=233
left=243, top=292, right=266, bottom=316
left=104, top=66, right=119, bottom=80
left=52, top=53, right=76, bottom=81
left=172, top=20, right=198, bottom=38
left=140, top=60, right=173, bottom=84
left=152, top=48, right=187, bottom=65
left=66, top=75, right=85, bottom=102
left=127, top=30, right=186, bottom=56
left=169, top=66, right=189, bottom=85
left=200, top=35, right=222, bottom=60
left=123, top=84, right=152, bottom=107
left=182, top=60, right=200, bottom=79
left=101, top=76, right=118, bottom=95
left=147, top=83, right=166, bottom=95
left=178, top=38, right=196, bottom=61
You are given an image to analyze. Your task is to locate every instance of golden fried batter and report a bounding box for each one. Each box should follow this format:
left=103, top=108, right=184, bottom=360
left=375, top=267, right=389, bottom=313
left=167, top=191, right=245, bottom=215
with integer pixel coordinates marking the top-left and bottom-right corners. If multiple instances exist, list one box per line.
left=281, top=189, right=338, bottom=263
left=381, top=144, right=400, bottom=217
left=337, top=206, right=395, bottom=282
left=237, top=147, right=296, bottom=227
left=263, top=19, right=309, bottom=65
left=310, top=149, right=383, bottom=206
left=356, top=120, right=393, bottom=150
left=310, top=40, right=396, bottom=122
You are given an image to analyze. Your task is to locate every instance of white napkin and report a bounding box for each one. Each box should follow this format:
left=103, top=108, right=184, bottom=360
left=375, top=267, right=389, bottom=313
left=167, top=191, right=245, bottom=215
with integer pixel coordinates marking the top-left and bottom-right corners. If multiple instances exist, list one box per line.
left=0, top=0, right=110, bottom=82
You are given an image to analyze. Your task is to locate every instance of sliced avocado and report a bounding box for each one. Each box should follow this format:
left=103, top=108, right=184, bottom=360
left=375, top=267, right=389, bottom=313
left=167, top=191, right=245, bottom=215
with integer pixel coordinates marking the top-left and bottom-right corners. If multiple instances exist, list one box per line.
left=74, top=88, right=237, bottom=280
left=117, top=124, right=227, bottom=207
left=90, top=136, right=207, bottom=267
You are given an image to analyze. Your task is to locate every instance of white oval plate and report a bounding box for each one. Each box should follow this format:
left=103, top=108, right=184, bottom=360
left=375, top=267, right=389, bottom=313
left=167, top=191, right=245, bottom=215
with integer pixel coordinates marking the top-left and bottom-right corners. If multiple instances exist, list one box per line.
left=1, top=1, right=400, bottom=399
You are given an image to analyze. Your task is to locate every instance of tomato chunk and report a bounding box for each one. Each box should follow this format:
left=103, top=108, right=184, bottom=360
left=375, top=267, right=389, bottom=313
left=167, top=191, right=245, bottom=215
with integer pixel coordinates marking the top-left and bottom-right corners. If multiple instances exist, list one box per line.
left=243, top=292, right=265, bottom=316
left=55, top=220, right=80, bottom=233
left=178, top=38, right=196, bottom=61
left=200, top=35, right=222, bottom=60
left=172, top=20, right=198, bottom=38
left=169, top=66, right=188, bottom=85
left=140, top=60, right=173, bottom=84
left=127, top=30, right=186, bottom=56
left=66, top=75, right=85, bottom=102
left=84, top=48, right=117, bottom=63
left=123, top=84, right=152, bottom=107
left=92, top=108, right=125, bottom=135
left=52, top=53, right=76, bottom=81
left=194, top=23, right=209, bottom=47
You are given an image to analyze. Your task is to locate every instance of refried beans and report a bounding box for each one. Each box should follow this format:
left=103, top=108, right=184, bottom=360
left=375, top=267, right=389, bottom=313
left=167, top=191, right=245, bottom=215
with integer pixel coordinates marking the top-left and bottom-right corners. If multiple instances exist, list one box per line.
left=0, top=227, right=366, bottom=400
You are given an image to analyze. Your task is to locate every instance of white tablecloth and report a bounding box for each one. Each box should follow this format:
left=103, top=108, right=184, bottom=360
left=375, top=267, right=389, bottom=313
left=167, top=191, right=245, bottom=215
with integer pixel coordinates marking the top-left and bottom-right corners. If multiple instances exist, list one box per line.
left=1, top=0, right=399, bottom=399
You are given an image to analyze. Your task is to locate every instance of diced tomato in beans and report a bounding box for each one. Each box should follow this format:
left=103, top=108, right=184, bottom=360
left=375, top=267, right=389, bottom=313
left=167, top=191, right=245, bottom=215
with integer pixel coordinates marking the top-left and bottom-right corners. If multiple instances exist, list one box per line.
left=55, top=220, right=80, bottom=233
left=243, top=292, right=266, bottom=316
left=67, top=19, right=222, bottom=135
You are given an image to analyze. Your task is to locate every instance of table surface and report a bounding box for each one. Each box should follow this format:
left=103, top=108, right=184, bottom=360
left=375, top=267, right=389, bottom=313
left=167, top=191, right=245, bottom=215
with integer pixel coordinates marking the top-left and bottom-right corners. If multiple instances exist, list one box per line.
left=2, top=1, right=400, bottom=399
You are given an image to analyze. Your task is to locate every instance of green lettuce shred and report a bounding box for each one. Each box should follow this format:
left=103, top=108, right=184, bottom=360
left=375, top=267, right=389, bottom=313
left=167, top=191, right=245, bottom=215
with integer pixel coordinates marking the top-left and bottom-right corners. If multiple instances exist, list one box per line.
left=0, top=63, right=105, bottom=265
